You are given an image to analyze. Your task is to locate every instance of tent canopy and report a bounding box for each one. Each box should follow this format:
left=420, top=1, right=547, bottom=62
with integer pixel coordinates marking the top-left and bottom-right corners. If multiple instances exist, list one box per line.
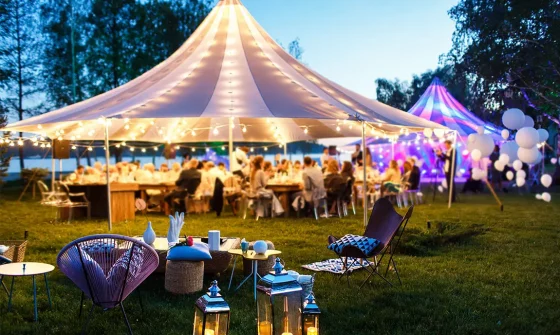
left=3, top=0, right=445, bottom=143
left=408, top=77, right=498, bottom=137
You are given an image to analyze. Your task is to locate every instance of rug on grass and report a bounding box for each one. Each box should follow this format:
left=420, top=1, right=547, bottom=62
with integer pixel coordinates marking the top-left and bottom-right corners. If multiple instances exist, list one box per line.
left=301, top=258, right=376, bottom=274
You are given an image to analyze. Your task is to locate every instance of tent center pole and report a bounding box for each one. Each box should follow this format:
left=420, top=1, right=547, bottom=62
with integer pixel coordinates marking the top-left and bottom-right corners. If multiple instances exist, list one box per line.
left=51, top=140, right=55, bottom=191
left=362, top=121, right=367, bottom=228
left=228, top=117, right=234, bottom=171
left=104, top=120, right=113, bottom=231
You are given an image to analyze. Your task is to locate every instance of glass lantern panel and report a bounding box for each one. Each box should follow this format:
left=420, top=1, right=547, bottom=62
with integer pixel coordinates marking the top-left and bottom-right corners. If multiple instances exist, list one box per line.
left=193, top=307, right=205, bottom=335
left=303, top=314, right=319, bottom=335
left=272, top=292, right=302, bottom=335
left=202, top=312, right=230, bottom=335
left=257, top=292, right=273, bottom=335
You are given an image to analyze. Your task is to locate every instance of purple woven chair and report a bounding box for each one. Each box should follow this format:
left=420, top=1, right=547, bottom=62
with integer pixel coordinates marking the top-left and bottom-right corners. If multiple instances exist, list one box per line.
left=57, top=234, right=159, bottom=334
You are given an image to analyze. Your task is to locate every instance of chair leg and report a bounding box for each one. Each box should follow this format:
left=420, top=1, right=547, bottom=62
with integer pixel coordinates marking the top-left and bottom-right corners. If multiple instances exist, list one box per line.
left=119, top=303, right=134, bottom=335
left=323, top=199, right=328, bottom=218
left=336, top=200, right=342, bottom=218
left=313, top=207, right=318, bottom=220
left=352, top=200, right=356, bottom=215
left=81, top=303, right=95, bottom=335
left=79, top=291, right=85, bottom=317
left=0, top=275, right=8, bottom=295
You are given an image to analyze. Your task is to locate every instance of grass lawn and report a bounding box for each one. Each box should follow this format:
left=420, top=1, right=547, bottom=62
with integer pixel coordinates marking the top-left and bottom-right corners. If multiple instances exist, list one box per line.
left=0, top=186, right=559, bottom=335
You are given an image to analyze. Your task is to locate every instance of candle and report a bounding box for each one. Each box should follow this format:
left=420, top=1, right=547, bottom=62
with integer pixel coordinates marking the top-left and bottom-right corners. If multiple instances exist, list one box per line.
left=259, top=321, right=272, bottom=335
left=307, top=327, right=318, bottom=335
left=204, top=330, right=215, bottom=335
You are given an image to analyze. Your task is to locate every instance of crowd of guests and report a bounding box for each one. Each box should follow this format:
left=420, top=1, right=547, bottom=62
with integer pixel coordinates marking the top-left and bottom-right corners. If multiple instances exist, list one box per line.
left=65, top=144, right=424, bottom=216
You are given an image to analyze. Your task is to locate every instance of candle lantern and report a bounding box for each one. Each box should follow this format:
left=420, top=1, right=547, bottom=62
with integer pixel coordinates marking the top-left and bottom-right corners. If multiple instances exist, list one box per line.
left=302, top=292, right=320, bottom=335
left=257, top=258, right=302, bottom=335
left=193, top=280, right=230, bottom=335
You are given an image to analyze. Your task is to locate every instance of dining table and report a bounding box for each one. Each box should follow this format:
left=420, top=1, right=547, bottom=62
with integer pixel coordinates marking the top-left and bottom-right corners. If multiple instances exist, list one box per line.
left=266, top=182, right=303, bottom=217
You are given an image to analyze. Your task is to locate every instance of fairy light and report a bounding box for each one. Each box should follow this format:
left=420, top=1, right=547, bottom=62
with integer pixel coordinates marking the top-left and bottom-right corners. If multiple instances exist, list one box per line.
left=242, top=126, right=247, bottom=133
left=175, top=145, right=180, bottom=150
left=40, top=143, right=45, bottom=148
left=250, top=148, right=254, bottom=152
left=46, top=143, right=51, bottom=148
left=130, top=147, right=135, bottom=152
left=336, top=125, right=341, bottom=132
left=154, top=146, right=158, bottom=151
left=141, top=148, right=146, bottom=153
left=57, top=136, right=63, bottom=141
left=72, top=145, right=77, bottom=150
left=191, top=130, right=196, bottom=136
left=264, top=147, right=268, bottom=151
left=221, top=146, right=225, bottom=150
left=303, top=127, right=309, bottom=134
left=37, top=125, right=42, bottom=129
left=116, top=144, right=121, bottom=148
left=124, top=124, right=130, bottom=130
left=213, top=127, right=219, bottom=135
left=87, top=146, right=93, bottom=151
left=191, top=147, right=195, bottom=152
left=206, top=148, right=210, bottom=152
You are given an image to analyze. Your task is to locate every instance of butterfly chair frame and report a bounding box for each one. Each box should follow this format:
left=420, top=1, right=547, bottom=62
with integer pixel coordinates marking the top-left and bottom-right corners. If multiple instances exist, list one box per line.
left=0, top=255, right=11, bottom=295
left=57, top=235, right=158, bottom=335
left=328, top=198, right=413, bottom=289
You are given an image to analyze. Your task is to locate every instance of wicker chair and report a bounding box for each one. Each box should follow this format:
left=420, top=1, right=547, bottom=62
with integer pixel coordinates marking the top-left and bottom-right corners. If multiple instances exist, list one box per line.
left=57, top=235, right=159, bottom=335
left=0, top=255, right=11, bottom=295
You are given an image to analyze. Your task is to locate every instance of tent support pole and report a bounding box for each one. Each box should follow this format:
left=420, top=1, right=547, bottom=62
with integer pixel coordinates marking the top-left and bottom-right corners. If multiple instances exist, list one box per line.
left=362, top=121, right=367, bottom=227
left=104, top=120, right=113, bottom=231
left=51, top=139, right=55, bottom=191
left=448, top=130, right=457, bottom=209
left=284, top=143, right=287, bottom=157
left=391, top=140, right=395, bottom=159
left=228, top=117, right=234, bottom=171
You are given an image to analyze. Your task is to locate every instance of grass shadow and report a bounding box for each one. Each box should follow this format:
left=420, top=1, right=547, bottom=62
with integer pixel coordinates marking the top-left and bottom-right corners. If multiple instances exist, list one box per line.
left=398, top=222, right=489, bottom=256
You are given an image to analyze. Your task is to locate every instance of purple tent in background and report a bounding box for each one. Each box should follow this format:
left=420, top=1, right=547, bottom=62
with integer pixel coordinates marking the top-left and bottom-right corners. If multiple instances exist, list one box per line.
left=408, top=77, right=500, bottom=137
left=348, top=78, right=501, bottom=181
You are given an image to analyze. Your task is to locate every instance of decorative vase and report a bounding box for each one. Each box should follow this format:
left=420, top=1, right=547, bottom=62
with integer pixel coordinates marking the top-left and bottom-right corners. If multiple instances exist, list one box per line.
left=253, top=240, right=268, bottom=254
left=143, top=221, right=156, bottom=245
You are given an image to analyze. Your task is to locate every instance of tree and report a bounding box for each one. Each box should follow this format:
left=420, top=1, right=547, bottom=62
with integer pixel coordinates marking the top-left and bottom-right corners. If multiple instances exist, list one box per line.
left=0, top=110, right=11, bottom=186
left=0, top=0, right=43, bottom=170
left=288, top=37, right=304, bottom=61
left=448, top=0, right=560, bottom=118
left=40, top=0, right=89, bottom=108
left=375, top=78, right=410, bottom=111
left=85, top=0, right=137, bottom=94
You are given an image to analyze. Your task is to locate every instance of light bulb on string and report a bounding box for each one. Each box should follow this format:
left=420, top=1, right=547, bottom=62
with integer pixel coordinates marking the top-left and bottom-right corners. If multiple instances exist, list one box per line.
left=116, top=144, right=121, bottom=148
left=336, top=125, right=341, bottom=132
left=40, top=143, right=45, bottom=148
left=72, top=145, right=77, bottom=150
left=264, top=147, right=268, bottom=151
left=141, top=148, right=146, bottom=153
left=221, top=146, right=225, bottom=150
left=175, top=145, right=180, bottom=150
left=205, top=148, right=209, bottom=152
left=33, top=142, right=38, bottom=147
left=250, top=148, right=254, bottom=152
left=303, top=127, right=308, bottom=134
left=242, top=126, right=247, bottom=133
left=130, top=147, right=135, bottom=152
left=213, top=127, right=219, bottom=135
left=17, top=139, right=24, bottom=146
left=191, top=147, right=195, bottom=152
left=46, top=143, right=51, bottom=148
left=88, top=146, right=93, bottom=151
left=191, top=130, right=196, bottom=136
left=154, top=146, right=158, bottom=151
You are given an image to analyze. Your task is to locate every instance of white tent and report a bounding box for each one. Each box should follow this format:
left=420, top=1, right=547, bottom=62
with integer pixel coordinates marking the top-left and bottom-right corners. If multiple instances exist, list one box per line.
left=3, top=0, right=449, bottom=229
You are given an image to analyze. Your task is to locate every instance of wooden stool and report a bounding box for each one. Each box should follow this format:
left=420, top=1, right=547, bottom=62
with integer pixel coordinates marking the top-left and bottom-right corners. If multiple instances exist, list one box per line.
left=165, top=260, right=204, bottom=294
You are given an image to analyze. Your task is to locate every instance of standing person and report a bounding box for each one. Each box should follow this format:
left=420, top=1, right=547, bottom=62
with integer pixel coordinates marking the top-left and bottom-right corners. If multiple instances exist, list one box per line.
left=489, top=145, right=502, bottom=191
left=320, top=148, right=330, bottom=167
left=436, top=140, right=457, bottom=202
left=230, top=147, right=250, bottom=179
left=351, top=144, right=363, bottom=166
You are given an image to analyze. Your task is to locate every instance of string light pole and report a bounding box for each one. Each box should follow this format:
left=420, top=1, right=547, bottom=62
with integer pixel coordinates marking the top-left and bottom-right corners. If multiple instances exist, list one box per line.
left=103, top=118, right=113, bottom=231
left=448, top=130, right=458, bottom=209
left=229, top=117, right=234, bottom=170
left=358, top=115, right=368, bottom=228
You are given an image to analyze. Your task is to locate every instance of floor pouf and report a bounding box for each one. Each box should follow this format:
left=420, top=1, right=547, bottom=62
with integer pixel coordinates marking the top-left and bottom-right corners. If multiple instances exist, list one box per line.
left=165, top=260, right=204, bottom=294
left=243, top=240, right=275, bottom=276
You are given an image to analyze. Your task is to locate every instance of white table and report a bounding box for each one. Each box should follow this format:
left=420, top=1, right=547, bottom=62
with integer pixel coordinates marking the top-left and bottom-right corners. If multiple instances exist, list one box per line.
left=0, top=262, right=54, bottom=321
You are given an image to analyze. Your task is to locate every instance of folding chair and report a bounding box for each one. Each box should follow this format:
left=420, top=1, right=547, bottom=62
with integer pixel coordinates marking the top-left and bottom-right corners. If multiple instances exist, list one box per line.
left=327, top=197, right=413, bottom=288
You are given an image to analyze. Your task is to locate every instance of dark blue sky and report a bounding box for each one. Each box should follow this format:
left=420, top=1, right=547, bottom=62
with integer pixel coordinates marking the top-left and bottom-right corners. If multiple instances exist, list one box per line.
left=235, top=0, right=458, bottom=98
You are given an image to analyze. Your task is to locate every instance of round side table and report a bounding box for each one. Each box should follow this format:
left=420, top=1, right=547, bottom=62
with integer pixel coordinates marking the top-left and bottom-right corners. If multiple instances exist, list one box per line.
left=227, top=249, right=282, bottom=300
left=0, top=262, right=54, bottom=322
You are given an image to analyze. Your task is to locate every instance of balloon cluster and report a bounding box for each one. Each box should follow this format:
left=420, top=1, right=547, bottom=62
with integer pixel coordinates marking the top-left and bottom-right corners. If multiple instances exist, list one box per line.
left=501, top=108, right=548, bottom=165
left=500, top=108, right=551, bottom=198
left=466, top=125, right=494, bottom=181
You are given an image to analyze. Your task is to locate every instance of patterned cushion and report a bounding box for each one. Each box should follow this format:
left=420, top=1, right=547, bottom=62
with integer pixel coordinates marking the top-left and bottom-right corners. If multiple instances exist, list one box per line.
left=108, top=245, right=145, bottom=279
left=327, top=234, right=380, bottom=257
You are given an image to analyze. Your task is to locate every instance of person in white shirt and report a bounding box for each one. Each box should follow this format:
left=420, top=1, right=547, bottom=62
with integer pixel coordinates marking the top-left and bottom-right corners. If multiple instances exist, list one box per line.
left=167, top=162, right=182, bottom=182
left=320, top=148, right=330, bottom=168
left=230, top=147, right=250, bottom=179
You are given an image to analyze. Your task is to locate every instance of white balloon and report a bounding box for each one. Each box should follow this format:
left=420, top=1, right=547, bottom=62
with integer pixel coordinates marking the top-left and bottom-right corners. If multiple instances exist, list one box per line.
left=542, top=192, right=551, bottom=202
left=516, top=170, right=526, bottom=179
left=523, top=115, right=534, bottom=128
left=501, top=129, right=510, bottom=140
left=541, top=174, right=552, bottom=188
left=434, top=129, right=445, bottom=138
left=438, top=185, right=444, bottom=193
left=515, top=127, right=539, bottom=149
left=467, top=133, right=495, bottom=157
left=502, top=108, right=525, bottom=130
left=441, top=179, right=448, bottom=189
left=472, top=167, right=484, bottom=181
left=499, top=153, right=510, bottom=164
left=516, top=177, right=526, bottom=187
left=551, top=158, right=558, bottom=164
left=468, top=133, right=476, bottom=143
left=506, top=171, right=514, bottom=180
left=423, top=128, right=433, bottom=138
left=536, top=194, right=542, bottom=200
left=397, top=159, right=404, bottom=167
left=471, top=149, right=482, bottom=161
left=518, top=146, right=540, bottom=164
left=512, top=160, right=523, bottom=171
left=537, top=129, right=549, bottom=143
left=500, top=141, right=519, bottom=164
left=476, top=126, right=485, bottom=135
left=494, top=161, right=505, bottom=172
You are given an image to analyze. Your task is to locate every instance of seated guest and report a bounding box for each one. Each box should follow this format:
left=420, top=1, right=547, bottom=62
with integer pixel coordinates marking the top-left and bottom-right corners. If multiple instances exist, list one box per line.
left=292, top=160, right=303, bottom=181
left=250, top=156, right=268, bottom=193
left=403, top=160, right=420, bottom=191
left=93, top=161, right=103, bottom=174
left=231, top=146, right=250, bottom=179
left=263, top=161, right=274, bottom=178
left=197, top=161, right=215, bottom=196
left=382, top=160, right=402, bottom=195
left=168, top=162, right=182, bottom=181
left=340, top=161, right=354, bottom=183
left=324, top=159, right=345, bottom=210
left=75, top=165, right=85, bottom=182
left=164, top=159, right=202, bottom=213
left=296, top=156, right=326, bottom=214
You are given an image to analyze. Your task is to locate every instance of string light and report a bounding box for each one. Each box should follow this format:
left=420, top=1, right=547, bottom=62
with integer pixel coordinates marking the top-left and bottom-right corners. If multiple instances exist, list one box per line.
left=17, top=139, right=24, bottom=146
left=264, top=147, right=268, bottom=151
left=242, top=126, right=247, bottom=133
left=154, top=146, right=158, bottom=151
left=191, top=130, right=196, bottom=136
left=141, top=148, right=146, bottom=153
left=116, top=144, right=121, bottom=148
left=130, top=147, right=135, bottom=152
left=336, top=125, right=341, bottom=132
left=175, top=145, right=180, bottom=150
left=221, top=146, right=225, bottom=150
left=213, top=127, right=219, bottom=135
left=46, top=143, right=51, bottom=148
left=72, top=145, right=77, bottom=150
left=124, top=124, right=130, bottom=130
left=87, top=146, right=93, bottom=151
left=303, top=127, right=308, bottom=134
left=205, top=148, right=210, bottom=152
left=250, top=148, right=254, bottom=152
left=191, top=147, right=195, bottom=152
